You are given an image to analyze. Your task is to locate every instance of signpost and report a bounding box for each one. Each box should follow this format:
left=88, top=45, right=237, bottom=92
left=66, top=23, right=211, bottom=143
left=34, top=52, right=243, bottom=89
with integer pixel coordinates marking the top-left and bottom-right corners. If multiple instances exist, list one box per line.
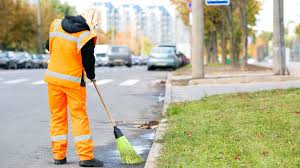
left=189, top=0, right=230, bottom=79
left=206, top=0, right=230, bottom=6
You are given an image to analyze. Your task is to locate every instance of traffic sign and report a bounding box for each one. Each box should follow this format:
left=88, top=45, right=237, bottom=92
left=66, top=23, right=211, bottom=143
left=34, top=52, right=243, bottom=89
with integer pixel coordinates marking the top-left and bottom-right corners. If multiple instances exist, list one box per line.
left=206, top=0, right=230, bottom=6
left=188, top=2, right=192, bottom=12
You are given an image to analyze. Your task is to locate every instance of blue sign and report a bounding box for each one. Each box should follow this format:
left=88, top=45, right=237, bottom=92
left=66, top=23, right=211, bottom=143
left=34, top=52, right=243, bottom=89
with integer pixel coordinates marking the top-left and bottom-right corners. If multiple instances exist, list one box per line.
left=206, top=0, right=230, bottom=6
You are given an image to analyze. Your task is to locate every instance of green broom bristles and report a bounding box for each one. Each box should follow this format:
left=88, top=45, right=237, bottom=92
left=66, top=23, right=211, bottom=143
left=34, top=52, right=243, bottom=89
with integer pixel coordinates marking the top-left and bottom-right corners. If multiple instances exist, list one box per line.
left=116, top=136, right=144, bottom=164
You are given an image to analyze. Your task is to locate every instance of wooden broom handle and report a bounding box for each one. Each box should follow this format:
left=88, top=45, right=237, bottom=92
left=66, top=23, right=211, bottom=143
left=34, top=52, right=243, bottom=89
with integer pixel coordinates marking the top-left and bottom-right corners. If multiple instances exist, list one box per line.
left=92, top=81, right=117, bottom=127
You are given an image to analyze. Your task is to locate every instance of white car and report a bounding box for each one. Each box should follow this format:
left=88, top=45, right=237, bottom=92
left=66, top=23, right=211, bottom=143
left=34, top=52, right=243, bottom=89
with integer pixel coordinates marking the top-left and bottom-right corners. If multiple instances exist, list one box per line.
left=95, top=53, right=109, bottom=66
left=94, top=45, right=109, bottom=66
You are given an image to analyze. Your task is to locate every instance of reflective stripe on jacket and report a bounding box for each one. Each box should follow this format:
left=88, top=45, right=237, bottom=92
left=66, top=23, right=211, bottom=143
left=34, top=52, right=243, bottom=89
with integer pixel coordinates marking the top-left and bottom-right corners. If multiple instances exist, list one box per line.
left=44, top=19, right=95, bottom=89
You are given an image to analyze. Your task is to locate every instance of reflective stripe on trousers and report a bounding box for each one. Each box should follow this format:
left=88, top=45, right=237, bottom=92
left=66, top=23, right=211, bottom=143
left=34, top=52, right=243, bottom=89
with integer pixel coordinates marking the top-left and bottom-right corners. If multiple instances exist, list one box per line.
left=48, top=84, right=94, bottom=160
left=52, top=134, right=67, bottom=141
left=46, top=70, right=81, bottom=83
left=74, top=134, right=92, bottom=143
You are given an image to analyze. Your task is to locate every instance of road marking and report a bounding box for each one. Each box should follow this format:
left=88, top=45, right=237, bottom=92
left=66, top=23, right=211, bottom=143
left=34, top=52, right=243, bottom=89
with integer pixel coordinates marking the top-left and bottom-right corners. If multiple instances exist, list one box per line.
left=32, top=80, right=46, bottom=85
left=120, top=79, right=139, bottom=86
left=3, top=78, right=29, bottom=84
left=89, top=79, right=113, bottom=86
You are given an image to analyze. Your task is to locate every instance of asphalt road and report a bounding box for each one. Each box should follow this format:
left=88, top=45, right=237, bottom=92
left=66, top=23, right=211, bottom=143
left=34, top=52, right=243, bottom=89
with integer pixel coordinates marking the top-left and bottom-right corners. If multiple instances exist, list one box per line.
left=0, top=66, right=167, bottom=168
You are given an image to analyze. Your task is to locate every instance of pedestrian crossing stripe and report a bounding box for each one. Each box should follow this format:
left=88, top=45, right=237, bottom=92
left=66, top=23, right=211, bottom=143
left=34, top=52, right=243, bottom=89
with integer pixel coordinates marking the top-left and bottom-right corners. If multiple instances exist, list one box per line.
left=32, top=80, right=46, bottom=85
left=120, top=79, right=139, bottom=86
left=88, top=79, right=113, bottom=86
left=3, top=78, right=29, bottom=84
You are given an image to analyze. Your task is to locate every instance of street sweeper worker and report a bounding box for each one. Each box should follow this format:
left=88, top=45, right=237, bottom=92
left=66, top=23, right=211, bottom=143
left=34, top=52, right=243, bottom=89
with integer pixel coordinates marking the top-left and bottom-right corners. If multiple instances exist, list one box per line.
left=44, top=9, right=104, bottom=167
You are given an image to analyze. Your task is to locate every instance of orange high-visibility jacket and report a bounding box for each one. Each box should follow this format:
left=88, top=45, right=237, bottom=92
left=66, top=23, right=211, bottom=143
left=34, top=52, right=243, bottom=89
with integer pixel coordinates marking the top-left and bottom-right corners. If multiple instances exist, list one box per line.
left=44, top=19, right=95, bottom=89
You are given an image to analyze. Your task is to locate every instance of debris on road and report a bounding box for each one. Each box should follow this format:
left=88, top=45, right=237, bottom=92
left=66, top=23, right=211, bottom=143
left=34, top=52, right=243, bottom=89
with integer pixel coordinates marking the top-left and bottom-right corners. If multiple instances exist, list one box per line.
left=138, top=121, right=159, bottom=129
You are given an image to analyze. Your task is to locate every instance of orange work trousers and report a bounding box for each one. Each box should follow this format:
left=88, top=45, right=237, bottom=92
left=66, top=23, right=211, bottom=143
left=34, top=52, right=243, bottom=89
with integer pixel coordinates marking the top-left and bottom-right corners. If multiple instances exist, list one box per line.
left=48, top=84, right=94, bottom=161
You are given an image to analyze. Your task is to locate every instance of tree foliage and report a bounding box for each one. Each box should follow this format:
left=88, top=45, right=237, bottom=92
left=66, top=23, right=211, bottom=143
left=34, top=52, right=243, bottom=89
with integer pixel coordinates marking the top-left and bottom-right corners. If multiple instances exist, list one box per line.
left=0, top=0, right=74, bottom=52
left=171, top=0, right=260, bottom=65
left=296, top=24, right=300, bottom=36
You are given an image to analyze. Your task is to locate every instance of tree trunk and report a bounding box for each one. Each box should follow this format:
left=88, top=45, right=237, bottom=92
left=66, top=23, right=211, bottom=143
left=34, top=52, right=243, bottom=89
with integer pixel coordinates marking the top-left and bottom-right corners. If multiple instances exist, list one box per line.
left=220, top=18, right=227, bottom=65
left=211, top=30, right=218, bottom=63
left=206, top=35, right=212, bottom=64
left=241, top=0, right=248, bottom=71
left=227, top=3, right=237, bottom=65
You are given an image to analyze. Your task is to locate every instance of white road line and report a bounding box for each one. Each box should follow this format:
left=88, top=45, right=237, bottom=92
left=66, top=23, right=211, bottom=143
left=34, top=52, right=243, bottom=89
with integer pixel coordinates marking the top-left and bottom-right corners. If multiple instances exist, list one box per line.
left=120, top=79, right=139, bottom=86
left=3, top=78, right=29, bottom=84
left=32, top=80, right=46, bottom=85
left=88, top=79, right=113, bottom=86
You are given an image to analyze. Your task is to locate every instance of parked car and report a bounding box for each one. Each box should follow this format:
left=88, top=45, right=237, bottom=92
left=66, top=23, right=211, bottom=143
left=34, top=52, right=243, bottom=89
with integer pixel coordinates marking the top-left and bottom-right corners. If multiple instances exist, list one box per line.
left=41, top=54, right=49, bottom=68
left=139, top=56, right=149, bottom=65
left=157, top=44, right=189, bottom=67
left=15, top=52, right=34, bottom=69
left=131, top=55, right=141, bottom=65
left=0, top=51, right=18, bottom=69
left=107, top=45, right=132, bottom=67
left=32, top=54, right=45, bottom=68
left=94, top=45, right=109, bottom=66
left=147, top=46, right=181, bottom=70
left=95, top=53, right=109, bottom=66
left=177, top=52, right=190, bottom=65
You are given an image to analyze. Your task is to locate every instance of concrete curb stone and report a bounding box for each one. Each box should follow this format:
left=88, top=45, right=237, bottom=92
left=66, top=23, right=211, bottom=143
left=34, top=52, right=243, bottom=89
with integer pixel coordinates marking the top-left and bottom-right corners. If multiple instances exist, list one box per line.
left=144, top=73, right=172, bottom=168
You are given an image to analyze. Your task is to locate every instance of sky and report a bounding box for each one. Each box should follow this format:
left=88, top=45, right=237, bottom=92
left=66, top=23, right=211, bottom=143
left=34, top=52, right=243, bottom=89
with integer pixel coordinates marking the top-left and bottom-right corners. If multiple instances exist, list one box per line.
left=256, top=0, right=300, bottom=34
left=60, top=0, right=300, bottom=34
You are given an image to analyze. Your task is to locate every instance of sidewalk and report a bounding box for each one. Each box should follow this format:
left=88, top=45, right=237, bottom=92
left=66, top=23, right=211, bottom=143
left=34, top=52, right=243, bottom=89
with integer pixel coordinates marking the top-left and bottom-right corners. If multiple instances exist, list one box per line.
left=255, top=61, right=300, bottom=76
left=168, top=64, right=300, bottom=103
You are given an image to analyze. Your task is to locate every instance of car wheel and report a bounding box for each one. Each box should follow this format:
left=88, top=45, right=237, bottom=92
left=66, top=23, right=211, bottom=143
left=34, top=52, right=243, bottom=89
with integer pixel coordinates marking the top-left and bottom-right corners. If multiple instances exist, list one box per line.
left=7, top=62, right=17, bottom=69
left=147, top=66, right=154, bottom=71
left=25, top=63, right=31, bottom=69
left=109, top=64, right=114, bottom=68
left=126, top=63, right=132, bottom=68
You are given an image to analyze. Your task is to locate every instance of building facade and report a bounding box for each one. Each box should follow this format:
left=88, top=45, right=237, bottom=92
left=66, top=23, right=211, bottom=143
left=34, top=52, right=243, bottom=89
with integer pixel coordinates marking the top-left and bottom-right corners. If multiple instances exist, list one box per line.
left=90, top=1, right=175, bottom=45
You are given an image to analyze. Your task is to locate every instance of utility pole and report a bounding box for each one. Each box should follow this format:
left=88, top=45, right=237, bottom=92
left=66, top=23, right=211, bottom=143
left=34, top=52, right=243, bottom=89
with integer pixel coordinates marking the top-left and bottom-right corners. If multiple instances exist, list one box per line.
left=273, top=0, right=286, bottom=75
left=36, top=0, right=43, bottom=54
left=192, top=0, right=204, bottom=78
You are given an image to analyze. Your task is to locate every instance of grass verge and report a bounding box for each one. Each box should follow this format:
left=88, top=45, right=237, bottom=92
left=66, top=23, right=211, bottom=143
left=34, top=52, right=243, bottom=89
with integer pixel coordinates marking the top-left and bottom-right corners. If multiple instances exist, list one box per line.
left=157, top=89, right=300, bottom=168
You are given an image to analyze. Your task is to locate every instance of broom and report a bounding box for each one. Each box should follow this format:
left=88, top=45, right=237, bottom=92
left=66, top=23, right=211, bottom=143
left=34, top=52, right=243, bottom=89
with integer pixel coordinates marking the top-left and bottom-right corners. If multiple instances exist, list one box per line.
left=92, top=81, right=144, bottom=164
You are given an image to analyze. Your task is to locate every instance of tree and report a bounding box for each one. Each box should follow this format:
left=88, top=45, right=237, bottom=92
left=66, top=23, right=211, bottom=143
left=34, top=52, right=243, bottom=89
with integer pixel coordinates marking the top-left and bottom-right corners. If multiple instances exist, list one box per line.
left=240, top=0, right=248, bottom=70
left=0, top=0, right=74, bottom=52
left=0, top=0, right=37, bottom=51
left=295, top=24, right=300, bottom=36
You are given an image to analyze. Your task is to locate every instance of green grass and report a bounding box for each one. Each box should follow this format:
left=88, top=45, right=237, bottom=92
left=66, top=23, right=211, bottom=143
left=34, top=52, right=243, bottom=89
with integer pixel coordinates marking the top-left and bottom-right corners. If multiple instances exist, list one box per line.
left=157, top=89, right=300, bottom=168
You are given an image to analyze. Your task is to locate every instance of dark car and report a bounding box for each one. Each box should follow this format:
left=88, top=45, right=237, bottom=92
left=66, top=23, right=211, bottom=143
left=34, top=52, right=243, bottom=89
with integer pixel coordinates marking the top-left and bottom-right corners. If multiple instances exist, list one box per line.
left=32, top=54, right=45, bottom=68
left=147, top=46, right=181, bottom=70
left=0, top=51, right=18, bottom=69
left=15, top=52, right=34, bottom=69
left=107, top=45, right=132, bottom=67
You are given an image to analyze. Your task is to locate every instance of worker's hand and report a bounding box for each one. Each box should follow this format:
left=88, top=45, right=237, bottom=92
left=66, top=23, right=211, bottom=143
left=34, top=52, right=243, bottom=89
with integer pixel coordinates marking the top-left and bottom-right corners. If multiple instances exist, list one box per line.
left=90, top=79, right=96, bottom=83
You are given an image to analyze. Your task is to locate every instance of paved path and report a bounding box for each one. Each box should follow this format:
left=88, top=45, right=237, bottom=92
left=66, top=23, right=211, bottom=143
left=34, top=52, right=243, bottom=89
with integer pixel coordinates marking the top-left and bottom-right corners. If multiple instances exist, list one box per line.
left=170, top=80, right=300, bottom=103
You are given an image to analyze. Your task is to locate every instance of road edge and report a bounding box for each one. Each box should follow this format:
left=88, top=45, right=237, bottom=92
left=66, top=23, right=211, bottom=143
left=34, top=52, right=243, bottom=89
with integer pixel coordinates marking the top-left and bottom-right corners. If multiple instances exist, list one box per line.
left=144, top=73, right=172, bottom=168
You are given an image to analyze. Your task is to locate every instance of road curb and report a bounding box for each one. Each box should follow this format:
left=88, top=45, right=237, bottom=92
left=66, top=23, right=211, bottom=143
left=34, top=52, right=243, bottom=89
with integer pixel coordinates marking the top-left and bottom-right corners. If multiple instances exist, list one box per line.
left=144, top=73, right=172, bottom=168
